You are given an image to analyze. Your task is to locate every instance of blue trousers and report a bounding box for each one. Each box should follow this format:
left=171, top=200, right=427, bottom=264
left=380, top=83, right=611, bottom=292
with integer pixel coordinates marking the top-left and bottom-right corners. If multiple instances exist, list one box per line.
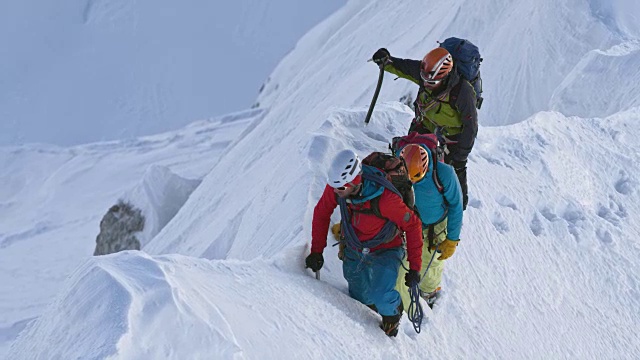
left=342, top=246, right=403, bottom=316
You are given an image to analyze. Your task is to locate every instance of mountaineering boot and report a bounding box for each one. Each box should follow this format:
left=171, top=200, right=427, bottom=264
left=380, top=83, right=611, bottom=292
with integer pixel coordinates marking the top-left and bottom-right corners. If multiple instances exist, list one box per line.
left=381, top=314, right=401, bottom=337
left=380, top=303, right=403, bottom=337
left=421, top=287, right=442, bottom=309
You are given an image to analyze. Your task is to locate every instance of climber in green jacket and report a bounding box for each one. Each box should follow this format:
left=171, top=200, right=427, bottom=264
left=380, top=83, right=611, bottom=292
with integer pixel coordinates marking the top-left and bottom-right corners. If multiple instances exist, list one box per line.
left=372, top=47, right=478, bottom=210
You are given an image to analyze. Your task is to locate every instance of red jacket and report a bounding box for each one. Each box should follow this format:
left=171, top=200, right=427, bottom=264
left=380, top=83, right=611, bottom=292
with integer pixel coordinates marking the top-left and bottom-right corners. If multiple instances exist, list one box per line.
left=311, top=184, right=423, bottom=271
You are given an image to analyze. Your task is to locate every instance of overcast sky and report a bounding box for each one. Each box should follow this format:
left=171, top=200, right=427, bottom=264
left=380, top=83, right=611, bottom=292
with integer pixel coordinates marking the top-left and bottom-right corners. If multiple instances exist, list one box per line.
left=0, top=0, right=345, bottom=146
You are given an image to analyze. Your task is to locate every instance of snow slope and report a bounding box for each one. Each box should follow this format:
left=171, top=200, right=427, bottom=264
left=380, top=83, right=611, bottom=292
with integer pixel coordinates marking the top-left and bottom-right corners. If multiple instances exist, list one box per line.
left=4, top=0, right=640, bottom=358
left=9, top=105, right=640, bottom=359
left=550, top=39, right=640, bottom=118
left=257, top=0, right=639, bottom=127
left=0, top=110, right=258, bottom=355
left=147, top=0, right=639, bottom=259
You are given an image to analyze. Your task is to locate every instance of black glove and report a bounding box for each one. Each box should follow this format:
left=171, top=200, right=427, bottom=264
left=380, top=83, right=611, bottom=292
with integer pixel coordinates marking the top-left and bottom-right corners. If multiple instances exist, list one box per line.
left=404, top=269, right=420, bottom=287
left=305, top=252, right=324, bottom=272
left=372, top=48, right=391, bottom=65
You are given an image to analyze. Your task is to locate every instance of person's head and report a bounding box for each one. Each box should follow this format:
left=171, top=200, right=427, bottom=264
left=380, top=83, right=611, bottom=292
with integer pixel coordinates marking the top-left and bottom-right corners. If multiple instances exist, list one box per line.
left=420, top=47, right=454, bottom=90
left=327, top=149, right=363, bottom=197
left=400, top=144, right=429, bottom=183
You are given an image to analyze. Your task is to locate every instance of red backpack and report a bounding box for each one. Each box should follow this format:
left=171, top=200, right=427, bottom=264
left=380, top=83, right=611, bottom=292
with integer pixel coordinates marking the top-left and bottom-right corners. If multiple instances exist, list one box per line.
left=390, top=132, right=445, bottom=194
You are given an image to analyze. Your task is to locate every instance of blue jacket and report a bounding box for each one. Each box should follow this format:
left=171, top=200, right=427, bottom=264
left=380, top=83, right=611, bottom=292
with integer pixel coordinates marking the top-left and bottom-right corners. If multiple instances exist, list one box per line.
left=410, top=147, right=463, bottom=240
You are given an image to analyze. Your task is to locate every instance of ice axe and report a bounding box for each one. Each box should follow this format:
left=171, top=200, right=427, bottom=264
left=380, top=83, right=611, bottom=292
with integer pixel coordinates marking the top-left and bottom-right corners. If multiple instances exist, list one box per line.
left=364, top=60, right=386, bottom=125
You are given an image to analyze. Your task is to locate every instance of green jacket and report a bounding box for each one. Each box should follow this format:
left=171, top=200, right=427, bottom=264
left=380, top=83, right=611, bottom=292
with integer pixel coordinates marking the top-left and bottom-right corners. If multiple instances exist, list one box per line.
left=383, top=56, right=478, bottom=163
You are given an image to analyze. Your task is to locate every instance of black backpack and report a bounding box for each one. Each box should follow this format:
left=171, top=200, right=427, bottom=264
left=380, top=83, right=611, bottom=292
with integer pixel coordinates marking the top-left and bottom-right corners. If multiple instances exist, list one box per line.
left=358, top=152, right=415, bottom=218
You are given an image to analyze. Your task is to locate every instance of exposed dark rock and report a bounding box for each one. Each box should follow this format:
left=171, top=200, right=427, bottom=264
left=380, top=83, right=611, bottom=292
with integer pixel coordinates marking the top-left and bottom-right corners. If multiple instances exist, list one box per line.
left=93, top=200, right=145, bottom=256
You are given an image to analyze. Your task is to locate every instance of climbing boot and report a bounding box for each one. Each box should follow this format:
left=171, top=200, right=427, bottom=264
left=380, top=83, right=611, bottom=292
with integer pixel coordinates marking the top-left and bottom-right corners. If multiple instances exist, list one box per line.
left=421, top=287, right=442, bottom=309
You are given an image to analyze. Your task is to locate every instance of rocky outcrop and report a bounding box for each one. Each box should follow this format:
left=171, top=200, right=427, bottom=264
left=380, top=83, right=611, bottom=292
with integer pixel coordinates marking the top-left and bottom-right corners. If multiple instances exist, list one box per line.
left=94, top=201, right=145, bottom=255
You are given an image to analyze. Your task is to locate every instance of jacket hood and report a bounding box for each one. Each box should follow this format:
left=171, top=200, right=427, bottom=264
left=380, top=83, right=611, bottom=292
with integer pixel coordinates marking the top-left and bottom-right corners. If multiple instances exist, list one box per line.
left=349, top=165, right=385, bottom=204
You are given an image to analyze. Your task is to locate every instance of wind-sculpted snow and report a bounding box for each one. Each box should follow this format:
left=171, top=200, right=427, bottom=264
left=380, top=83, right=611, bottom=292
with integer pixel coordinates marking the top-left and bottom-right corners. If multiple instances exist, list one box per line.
left=8, top=256, right=132, bottom=360
left=121, top=165, right=200, bottom=247
left=9, top=109, right=640, bottom=357
left=8, top=251, right=433, bottom=359
left=255, top=0, right=635, bottom=127
left=144, top=103, right=640, bottom=358
left=144, top=103, right=414, bottom=259
left=550, top=40, right=640, bottom=118
left=93, top=161, right=204, bottom=255
left=0, top=110, right=256, bottom=353
left=4, top=0, right=640, bottom=357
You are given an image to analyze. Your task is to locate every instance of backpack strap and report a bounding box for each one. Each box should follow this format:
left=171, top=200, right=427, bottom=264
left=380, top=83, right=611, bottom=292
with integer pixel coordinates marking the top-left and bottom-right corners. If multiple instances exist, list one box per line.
left=353, top=173, right=415, bottom=220
left=429, top=148, right=445, bottom=195
left=352, top=196, right=383, bottom=219
left=447, top=81, right=463, bottom=110
left=447, top=75, right=482, bottom=110
left=351, top=171, right=401, bottom=219
left=338, top=196, right=399, bottom=252
left=338, top=171, right=406, bottom=251
left=429, top=148, right=451, bottom=219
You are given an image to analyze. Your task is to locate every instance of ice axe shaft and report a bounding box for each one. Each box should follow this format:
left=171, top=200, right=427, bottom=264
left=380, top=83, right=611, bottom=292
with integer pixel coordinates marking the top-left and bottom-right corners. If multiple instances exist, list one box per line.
left=364, top=61, right=385, bottom=125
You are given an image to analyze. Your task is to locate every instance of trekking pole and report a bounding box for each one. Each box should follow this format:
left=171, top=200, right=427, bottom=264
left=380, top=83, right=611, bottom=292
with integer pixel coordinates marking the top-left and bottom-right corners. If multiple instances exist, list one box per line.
left=364, top=60, right=386, bottom=125
left=315, top=269, right=320, bottom=280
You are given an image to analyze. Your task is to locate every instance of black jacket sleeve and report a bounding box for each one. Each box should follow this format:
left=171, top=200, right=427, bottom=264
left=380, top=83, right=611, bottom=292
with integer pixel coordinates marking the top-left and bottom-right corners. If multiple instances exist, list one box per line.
left=385, top=56, right=422, bottom=84
left=452, top=80, right=478, bottom=162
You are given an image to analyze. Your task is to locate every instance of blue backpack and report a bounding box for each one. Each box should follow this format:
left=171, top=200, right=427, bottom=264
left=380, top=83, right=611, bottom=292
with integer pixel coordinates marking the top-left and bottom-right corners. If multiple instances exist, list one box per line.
left=440, top=37, right=483, bottom=109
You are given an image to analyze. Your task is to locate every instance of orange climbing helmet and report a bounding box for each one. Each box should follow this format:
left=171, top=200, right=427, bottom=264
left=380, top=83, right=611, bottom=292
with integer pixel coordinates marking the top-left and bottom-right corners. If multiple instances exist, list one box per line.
left=420, top=48, right=454, bottom=86
left=400, top=144, right=429, bottom=183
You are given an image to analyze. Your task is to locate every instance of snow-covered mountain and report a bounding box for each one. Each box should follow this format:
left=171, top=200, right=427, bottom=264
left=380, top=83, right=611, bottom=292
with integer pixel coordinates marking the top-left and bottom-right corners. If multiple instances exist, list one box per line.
left=0, top=109, right=259, bottom=356
left=0, top=0, right=344, bottom=146
left=3, top=0, right=640, bottom=358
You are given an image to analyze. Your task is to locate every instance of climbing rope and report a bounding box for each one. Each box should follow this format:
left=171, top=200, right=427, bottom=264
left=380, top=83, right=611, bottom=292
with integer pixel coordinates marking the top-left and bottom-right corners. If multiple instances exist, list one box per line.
left=406, top=246, right=438, bottom=333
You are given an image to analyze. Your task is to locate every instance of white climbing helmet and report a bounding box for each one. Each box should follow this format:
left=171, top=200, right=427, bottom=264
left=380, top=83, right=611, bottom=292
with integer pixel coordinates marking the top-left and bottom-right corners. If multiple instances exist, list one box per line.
left=327, top=149, right=362, bottom=188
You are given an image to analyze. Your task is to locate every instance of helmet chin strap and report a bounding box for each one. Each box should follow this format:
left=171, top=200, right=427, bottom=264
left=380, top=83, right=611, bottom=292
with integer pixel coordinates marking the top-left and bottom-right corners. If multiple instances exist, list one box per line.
left=335, top=183, right=362, bottom=198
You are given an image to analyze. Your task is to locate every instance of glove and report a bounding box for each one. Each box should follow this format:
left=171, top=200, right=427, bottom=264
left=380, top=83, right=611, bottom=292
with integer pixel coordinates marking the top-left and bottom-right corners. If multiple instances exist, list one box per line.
left=436, top=239, right=459, bottom=260
left=405, top=269, right=420, bottom=287
left=372, top=48, right=391, bottom=65
left=331, top=223, right=341, bottom=241
left=305, top=252, right=324, bottom=272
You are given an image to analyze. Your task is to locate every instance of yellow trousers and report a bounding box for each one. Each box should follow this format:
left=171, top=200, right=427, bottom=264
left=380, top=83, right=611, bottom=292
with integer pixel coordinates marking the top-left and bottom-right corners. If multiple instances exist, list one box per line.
left=395, top=218, right=447, bottom=311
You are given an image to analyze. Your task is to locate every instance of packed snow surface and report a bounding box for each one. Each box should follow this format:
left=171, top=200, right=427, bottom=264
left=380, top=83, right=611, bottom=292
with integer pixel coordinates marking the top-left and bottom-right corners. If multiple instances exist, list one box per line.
left=3, top=0, right=640, bottom=358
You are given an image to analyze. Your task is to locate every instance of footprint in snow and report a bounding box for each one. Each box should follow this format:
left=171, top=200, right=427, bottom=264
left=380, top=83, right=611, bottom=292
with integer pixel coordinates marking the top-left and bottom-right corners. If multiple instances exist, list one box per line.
left=596, top=228, right=614, bottom=245
left=496, top=195, right=518, bottom=211
left=596, top=198, right=626, bottom=226
left=492, top=212, right=510, bottom=234
left=467, top=197, right=482, bottom=209
left=530, top=213, right=544, bottom=237
left=614, top=170, right=634, bottom=195
left=539, top=207, right=559, bottom=222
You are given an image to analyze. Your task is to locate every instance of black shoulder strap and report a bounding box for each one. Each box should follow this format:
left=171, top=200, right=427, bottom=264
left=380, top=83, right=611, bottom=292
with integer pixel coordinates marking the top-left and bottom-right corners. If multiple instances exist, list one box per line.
left=369, top=197, right=383, bottom=219
left=431, top=149, right=444, bottom=194
left=447, top=81, right=463, bottom=110
left=431, top=157, right=451, bottom=208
